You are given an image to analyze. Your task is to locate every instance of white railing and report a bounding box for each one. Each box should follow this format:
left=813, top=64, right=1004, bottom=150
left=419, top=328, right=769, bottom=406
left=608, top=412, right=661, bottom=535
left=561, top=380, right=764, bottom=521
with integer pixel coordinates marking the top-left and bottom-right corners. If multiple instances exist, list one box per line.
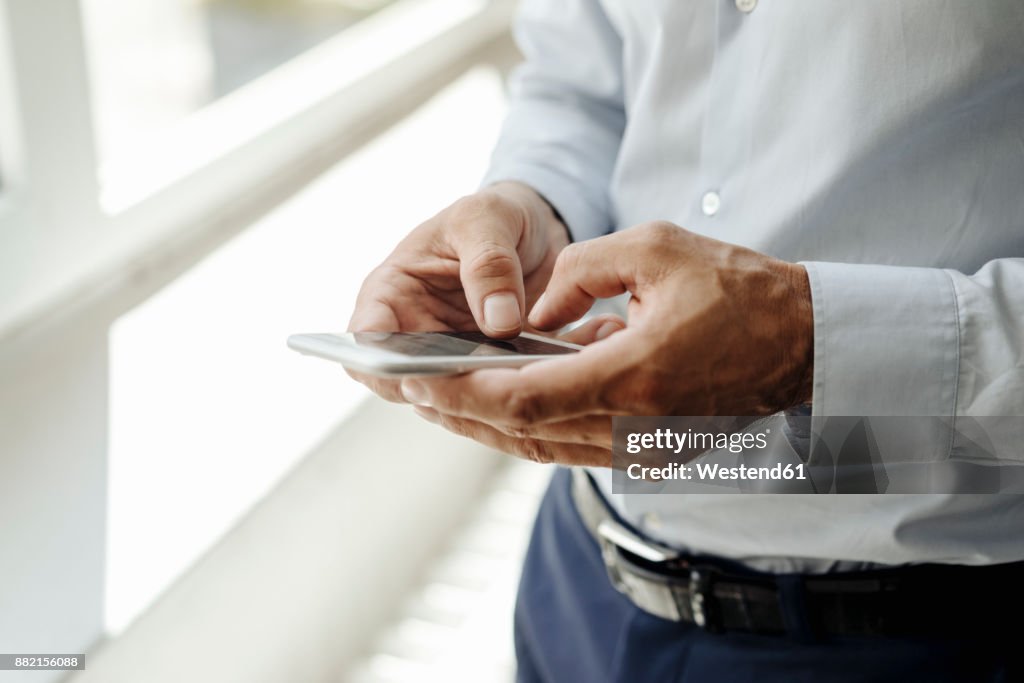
left=0, top=0, right=517, bottom=345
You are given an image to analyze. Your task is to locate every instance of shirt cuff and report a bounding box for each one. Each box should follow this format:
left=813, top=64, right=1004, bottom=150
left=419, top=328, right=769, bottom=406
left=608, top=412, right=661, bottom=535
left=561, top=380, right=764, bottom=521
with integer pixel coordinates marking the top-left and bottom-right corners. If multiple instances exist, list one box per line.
left=801, top=261, right=960, bottom=421
left=480, top=163, right=612, bottom=243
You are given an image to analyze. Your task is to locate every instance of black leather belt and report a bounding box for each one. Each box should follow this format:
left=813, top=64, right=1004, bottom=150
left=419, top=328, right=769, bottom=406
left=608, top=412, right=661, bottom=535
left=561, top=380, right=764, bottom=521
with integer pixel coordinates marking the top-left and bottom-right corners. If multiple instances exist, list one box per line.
left=570, top=468, right=1024, bottom=639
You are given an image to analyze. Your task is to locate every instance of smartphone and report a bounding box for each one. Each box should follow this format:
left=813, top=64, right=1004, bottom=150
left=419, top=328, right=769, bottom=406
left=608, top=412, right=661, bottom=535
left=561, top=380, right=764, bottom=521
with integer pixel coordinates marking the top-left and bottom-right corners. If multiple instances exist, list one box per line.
left=287, top=331, right=582, bottom=377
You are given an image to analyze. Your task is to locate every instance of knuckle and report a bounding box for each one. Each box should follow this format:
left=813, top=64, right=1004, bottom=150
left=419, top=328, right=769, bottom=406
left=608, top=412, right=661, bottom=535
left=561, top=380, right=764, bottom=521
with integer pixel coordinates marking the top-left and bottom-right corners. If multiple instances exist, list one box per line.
left=630, top=222, right=682, bottom=270
left=364, top=262, right=388, bottom=280
left=354, top=264, right=386, bottom=297
left=517, top=438, right=554, bottom=465
left=554, top=241, right=584, bottom=275
left=504, top=423, right=533, bottom=439
left=448, top=193, right=510, bottom=225
left=643, top=220, right=680, bottom=241
left=465, top=242, right=519, bottom=280
left=357, top=263, right=402, bottom=300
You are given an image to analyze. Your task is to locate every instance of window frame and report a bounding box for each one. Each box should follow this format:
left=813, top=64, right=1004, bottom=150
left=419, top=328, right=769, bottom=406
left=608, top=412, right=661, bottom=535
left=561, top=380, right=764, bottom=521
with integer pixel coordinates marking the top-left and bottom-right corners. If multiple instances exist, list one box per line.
left=0, top=0, right=516, bottom=341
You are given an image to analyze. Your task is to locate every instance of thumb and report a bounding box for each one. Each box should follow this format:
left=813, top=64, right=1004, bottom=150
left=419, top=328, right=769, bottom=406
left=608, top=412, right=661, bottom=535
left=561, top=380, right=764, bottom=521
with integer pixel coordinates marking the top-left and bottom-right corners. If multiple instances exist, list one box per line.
left=528, top=236, right=635, bottom=330
left=450, top=224, right=526, bottom=338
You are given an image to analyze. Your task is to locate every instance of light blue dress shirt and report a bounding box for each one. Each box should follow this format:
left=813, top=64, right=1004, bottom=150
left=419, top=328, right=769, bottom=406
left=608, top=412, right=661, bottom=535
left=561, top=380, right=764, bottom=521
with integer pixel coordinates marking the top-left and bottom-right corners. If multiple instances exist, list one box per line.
left=482, top=0, right=1024, bottom=572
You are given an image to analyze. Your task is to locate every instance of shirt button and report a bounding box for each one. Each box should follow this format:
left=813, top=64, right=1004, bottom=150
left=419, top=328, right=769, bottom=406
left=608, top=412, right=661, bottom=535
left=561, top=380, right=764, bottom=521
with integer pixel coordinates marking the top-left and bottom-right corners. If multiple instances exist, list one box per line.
left=701, top=190, right=721, bottom=216
left=735, top=0, right=757, bottom=13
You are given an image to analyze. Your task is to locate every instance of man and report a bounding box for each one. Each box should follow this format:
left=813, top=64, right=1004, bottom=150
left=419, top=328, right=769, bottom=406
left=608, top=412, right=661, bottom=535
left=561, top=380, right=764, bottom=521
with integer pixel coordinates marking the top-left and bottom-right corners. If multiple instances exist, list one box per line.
left=349, top=1, right=1024, bottom=680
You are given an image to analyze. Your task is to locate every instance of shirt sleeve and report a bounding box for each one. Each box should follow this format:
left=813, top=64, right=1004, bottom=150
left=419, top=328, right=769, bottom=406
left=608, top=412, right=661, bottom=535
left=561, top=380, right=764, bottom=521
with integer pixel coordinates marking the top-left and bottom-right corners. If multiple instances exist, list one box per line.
left=802, top=257, right=1024, bottom=457
left=480, top=0, right=626, bottom=242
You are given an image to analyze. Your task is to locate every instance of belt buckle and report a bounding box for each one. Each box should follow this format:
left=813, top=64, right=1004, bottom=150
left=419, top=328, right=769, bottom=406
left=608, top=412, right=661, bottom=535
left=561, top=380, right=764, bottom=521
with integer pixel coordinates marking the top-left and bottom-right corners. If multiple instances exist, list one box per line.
left=596, top=519, right=680, bottom=563
left=595, top=520, right=724, bottom=631
left=595, top=519, right=670, bottom=597
left=688, top=566, right=722, bottom=633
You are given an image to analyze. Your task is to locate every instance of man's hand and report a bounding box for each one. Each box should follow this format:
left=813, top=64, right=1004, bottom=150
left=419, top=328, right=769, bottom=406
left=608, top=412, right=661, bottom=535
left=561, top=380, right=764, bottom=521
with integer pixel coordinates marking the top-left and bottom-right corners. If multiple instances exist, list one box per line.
left=347, top=181, right=570, bottom=401
left=400, top=222, right=814, bottom=467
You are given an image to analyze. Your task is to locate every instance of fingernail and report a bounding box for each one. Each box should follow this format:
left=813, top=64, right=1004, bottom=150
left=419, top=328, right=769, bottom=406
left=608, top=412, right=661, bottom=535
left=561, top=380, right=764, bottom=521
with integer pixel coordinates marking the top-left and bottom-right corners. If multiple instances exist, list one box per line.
left=483, top=293, right=521, bottom=332
left=401, top=379, right=430, bottom=406
left=528, top=292, right=547, bottom=325
left=595, top=321, right=621, bottom=341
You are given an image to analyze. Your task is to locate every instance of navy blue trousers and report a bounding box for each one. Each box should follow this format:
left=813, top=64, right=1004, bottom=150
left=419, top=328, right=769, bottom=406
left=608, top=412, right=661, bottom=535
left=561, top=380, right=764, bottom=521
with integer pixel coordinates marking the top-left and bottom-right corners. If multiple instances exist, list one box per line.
left=514, top=469, right=1018, bottom=683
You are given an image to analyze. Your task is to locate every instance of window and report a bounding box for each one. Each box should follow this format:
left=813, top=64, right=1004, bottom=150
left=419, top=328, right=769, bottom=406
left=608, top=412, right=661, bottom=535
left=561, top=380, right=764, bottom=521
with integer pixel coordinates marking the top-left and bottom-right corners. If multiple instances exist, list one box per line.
left=81, top=0, right=402, bottom=166
left=0, top=0, right=508, bottom=333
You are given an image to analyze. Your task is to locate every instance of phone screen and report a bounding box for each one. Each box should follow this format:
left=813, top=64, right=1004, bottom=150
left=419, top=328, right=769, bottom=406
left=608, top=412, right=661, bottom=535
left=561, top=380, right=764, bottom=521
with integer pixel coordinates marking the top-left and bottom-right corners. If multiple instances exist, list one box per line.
left=352, top=331, right=578, bottom=357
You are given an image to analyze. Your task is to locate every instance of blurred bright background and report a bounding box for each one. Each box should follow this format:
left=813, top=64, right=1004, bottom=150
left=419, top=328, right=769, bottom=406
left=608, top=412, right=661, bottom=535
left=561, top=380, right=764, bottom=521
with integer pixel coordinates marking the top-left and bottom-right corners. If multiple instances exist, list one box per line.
left=84, top=0, right=401, bottom=164
left=0, top=1, right=549, bottom=681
